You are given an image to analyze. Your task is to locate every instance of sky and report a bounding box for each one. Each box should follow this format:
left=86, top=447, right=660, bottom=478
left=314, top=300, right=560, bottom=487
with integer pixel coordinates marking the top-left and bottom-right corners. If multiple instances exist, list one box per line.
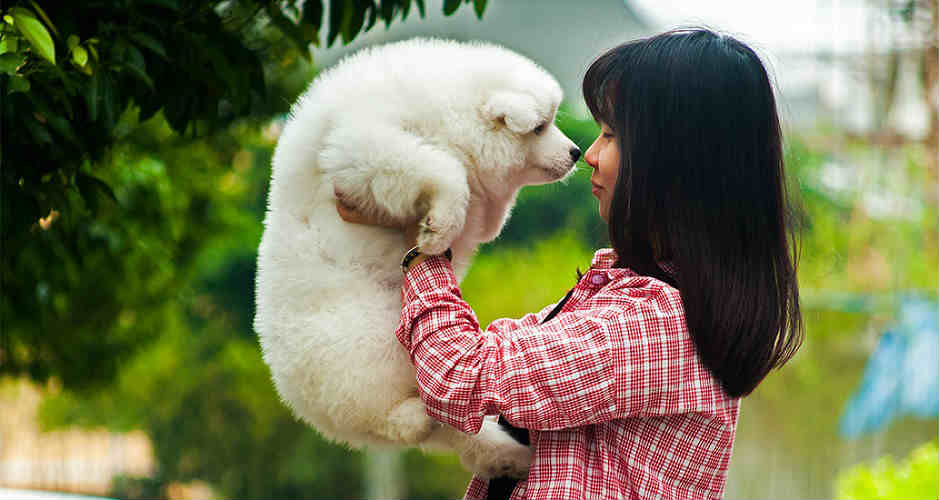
left=629, top=0, right=905, bottom=54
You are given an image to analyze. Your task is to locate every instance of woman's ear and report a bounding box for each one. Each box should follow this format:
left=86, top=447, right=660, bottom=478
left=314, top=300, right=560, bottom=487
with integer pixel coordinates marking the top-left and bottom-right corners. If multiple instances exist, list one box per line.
left=481, top=91, right=540, bottom=133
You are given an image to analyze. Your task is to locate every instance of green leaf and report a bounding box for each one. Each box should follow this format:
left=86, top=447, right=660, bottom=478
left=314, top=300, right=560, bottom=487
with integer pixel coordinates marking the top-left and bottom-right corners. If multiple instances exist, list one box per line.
left=0, top=36, right=19, bottom=54
left=473, top=0, right=486, bottom=19
left=0, top=52, right=25, bottom=74
left=341, top=2, right=367, bottom=44
left=122, top=44, right=154, bottom=90
left=415, top=0, right=425, bottom=17
left=76, top=173, right=117, bottom=215
left=23, top=112, right=51, bottom=142
left=301, top=0, right=324, bottom=33
left=100, top=73, right=116, bottom=131
left=67, top=34, right=79, bottom=49
left=85, top=70, right=98, bottom=121
left=295, top=0, right=321, bottom=46
left=28, top=0, right=58, bottom=37
left=443, top=0, right=461, bottom=16
left=136, top=94, right=162, bottom=122
left=365, top=3, right=378, bottom=31
left=3, top=15, right=13, bottom=25
left=138, top=0, right=181, bottom=10
left=10, top=7, right=55, bottom=64
left=266, top=3, right=311, bottom=60
left=327, top=0, right=344, bottom=46
left=128, top=32, right=168, bottom=59
left=71, top=45, right=87, bottom=67
left=380, top=0, right=395, bottom=27
left=44, top=112, right=81, bottom=147
left=8, top=73, right=30, bottom=93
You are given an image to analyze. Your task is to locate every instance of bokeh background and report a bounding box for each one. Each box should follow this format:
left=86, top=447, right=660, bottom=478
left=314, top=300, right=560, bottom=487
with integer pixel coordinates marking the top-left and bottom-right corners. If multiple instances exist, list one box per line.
left=1, top=0, right=936, bottom=499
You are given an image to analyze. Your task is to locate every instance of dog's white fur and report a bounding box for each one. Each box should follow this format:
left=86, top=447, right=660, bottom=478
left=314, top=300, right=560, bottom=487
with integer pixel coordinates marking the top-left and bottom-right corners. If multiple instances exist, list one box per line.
left=255, top=38, right=578, bottom=478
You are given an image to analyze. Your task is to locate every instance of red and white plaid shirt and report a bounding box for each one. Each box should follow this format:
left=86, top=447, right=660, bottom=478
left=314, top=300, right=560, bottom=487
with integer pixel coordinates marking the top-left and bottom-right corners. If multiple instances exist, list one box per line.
left=396, top=248, right=739, bottom=500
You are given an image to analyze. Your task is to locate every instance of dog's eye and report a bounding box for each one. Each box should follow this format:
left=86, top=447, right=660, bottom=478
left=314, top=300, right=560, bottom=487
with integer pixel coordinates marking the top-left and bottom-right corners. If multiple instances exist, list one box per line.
left=533, top=122, right=547, bottom=135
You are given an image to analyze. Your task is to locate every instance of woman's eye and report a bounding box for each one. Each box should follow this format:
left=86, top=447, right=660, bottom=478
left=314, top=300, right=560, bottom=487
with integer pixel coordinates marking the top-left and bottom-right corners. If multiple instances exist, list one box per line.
left=602, top=132, right=614, bottom=139
left=534, top=123, right=547, bottom=135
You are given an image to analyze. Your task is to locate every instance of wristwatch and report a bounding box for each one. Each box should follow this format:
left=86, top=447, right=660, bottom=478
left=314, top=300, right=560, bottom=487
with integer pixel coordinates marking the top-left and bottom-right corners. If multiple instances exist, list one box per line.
left=401, top=246, right=452, bottom=273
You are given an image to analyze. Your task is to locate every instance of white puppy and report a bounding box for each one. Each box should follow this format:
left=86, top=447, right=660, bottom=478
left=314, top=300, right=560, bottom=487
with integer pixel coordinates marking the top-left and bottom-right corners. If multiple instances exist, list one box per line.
left=255, top=38, right=579, bottom=478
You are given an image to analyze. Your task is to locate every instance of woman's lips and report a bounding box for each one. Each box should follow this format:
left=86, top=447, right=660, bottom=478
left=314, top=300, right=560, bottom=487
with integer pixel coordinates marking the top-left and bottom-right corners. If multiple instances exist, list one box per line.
left=591, top=183, right=602, bottom=196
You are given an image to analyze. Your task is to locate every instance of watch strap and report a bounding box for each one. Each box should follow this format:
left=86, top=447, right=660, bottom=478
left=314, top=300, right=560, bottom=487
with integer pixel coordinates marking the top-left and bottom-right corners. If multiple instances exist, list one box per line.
left=401, top=246, right=452, bottom=273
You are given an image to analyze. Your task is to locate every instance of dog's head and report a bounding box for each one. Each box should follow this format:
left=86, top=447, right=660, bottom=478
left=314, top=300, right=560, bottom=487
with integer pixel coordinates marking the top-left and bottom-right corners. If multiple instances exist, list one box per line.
left=466, top=66, right=579, bottom=195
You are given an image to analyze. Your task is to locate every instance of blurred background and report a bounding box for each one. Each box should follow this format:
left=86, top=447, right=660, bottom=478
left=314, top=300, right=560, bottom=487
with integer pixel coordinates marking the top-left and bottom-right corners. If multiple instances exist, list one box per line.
left=1, top=0, right=936, bottom=498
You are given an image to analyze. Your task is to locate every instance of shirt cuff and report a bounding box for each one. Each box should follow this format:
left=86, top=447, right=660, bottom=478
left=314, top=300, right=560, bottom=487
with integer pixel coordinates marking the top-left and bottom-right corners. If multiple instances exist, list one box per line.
left=395, top=254, right=464, bottom=352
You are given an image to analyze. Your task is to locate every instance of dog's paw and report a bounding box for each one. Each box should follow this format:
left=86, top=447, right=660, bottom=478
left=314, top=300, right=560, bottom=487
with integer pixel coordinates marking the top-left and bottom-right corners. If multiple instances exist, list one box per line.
left=417, top=213, right=461, bottom=255
left=458, top=420, right=533, bottom=479
left=381, top=397, right=437, bottom=445
left=459, top=439, right=532, bottom=480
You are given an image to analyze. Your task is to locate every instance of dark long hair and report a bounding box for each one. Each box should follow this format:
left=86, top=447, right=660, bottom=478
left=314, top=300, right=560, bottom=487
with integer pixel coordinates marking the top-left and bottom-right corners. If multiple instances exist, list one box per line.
left=582, top=28, right=804, bottom=398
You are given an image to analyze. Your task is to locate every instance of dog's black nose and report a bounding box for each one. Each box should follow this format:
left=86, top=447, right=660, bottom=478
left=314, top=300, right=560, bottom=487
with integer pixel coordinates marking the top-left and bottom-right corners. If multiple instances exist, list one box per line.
left=570, top=147, right=581, bottom=163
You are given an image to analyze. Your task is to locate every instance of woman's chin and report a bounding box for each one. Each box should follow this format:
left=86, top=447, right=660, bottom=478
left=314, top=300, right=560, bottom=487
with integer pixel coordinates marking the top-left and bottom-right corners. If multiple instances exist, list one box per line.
left=597, top=202, right=610, bottom=223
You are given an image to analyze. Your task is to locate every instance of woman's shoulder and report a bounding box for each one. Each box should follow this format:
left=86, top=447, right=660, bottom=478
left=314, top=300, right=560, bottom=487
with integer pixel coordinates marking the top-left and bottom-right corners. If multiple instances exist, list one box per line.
left=574, top=252, right=683, bottom=322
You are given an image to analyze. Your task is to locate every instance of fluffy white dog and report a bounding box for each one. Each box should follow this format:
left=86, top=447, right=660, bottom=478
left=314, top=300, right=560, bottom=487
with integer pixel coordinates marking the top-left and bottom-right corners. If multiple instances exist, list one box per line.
left=255, top=38, right=580, bottom=478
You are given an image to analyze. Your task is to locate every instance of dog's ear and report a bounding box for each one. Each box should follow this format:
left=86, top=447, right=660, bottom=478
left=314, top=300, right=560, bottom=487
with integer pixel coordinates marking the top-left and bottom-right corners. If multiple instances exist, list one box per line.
left=481, top=91, right=541, bottom=133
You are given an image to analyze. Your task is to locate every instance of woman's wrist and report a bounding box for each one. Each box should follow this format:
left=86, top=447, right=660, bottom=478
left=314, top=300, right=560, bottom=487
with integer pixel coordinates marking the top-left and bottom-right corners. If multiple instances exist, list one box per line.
left=402, top=246, right=452, bottom=273
left=406, top=253, right=431, bottom=271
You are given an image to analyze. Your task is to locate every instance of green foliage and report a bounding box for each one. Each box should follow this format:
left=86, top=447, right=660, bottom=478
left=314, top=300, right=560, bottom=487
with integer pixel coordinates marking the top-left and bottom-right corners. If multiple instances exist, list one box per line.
left=9, top=6, right=56, bottom=64
left=108, top=474, right=168, bottom=500
left=402, top=448, right=473, bottom=499
left=465, top=232, right=594, bottom=328
left=835, top=440, right=938, bottom=499
left=1, top=0, right=484, bottom=389
left=785, top=137, right=937, bottom=305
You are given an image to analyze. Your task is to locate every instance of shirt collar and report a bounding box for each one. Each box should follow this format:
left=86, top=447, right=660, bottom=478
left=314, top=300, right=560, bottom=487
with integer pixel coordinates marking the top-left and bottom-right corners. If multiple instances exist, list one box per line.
left=590, top=248, right=619, bottom=270
left=590, top=248, right=678, bottom=281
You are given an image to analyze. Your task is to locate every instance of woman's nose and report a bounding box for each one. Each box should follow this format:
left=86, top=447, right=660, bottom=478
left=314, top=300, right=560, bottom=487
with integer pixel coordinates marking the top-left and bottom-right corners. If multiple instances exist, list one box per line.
left=584, top=143, right=598, bottom=168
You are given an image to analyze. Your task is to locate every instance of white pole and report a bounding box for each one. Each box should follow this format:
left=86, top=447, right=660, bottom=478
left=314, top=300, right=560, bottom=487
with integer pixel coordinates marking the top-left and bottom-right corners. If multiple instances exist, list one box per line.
left=363, top=449, right=405, bottom=499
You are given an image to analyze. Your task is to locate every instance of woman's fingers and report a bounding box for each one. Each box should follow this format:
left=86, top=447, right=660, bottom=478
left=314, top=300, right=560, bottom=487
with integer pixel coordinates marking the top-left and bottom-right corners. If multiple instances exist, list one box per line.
left=336, top=200, right=423, bottom=248
left=333, top=187, right=419, bottom=240
left=334, top=186, right=374, bottom=224
left=335, top=198, right=402, bottom=228
left=336, top=201, right=367, bottom=223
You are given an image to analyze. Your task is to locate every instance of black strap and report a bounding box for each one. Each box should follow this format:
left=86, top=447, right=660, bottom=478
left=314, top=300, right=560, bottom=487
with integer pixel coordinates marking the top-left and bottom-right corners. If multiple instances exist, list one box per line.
left=485, top=288, right=575, bottom=500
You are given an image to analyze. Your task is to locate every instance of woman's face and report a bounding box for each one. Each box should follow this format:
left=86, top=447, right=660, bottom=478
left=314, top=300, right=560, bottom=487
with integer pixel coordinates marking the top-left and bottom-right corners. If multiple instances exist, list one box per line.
left=584, top=122, right=619, bottom=222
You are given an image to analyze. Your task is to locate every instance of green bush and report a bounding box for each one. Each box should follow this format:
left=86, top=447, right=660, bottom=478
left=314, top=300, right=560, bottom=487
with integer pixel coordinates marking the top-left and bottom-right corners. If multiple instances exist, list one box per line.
left=463, top=231, right=595, bottom=328
left=835, top=440, right=939, bottom=500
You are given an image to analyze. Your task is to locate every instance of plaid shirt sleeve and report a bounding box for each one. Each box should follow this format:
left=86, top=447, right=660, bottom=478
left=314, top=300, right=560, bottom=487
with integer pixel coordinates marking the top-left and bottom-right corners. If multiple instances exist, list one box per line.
left=395, top=255, right=727, bottom=435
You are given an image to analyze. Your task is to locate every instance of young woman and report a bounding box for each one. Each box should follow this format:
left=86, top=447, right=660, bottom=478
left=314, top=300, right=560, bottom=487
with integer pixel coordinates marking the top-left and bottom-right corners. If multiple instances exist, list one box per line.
left=337, top=27, right=803, bottom=500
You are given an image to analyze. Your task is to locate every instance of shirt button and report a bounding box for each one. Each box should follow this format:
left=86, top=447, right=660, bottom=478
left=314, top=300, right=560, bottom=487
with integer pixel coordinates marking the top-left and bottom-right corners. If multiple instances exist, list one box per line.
left=590, top=273, right=609, bottom=286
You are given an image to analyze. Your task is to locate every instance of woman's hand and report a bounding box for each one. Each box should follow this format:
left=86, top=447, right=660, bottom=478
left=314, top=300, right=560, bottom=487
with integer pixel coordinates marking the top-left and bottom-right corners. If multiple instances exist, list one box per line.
left=334, top=188, right=420, bottom=248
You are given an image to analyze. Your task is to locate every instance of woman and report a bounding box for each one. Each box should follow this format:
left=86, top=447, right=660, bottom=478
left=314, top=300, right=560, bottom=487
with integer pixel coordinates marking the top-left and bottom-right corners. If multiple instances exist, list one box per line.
left=337, top=27, right=803, bottom=500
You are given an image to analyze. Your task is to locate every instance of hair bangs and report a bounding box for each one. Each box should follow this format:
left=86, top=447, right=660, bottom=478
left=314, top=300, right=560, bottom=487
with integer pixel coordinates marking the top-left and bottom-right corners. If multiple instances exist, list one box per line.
left=582, top=48, right=622, bottom=126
